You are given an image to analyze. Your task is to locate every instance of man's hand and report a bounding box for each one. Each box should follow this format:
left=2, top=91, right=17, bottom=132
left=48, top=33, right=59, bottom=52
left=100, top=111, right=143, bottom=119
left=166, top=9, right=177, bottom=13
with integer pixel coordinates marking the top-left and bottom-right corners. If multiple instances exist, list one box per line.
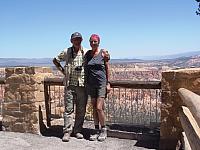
left=102, top=49, right=110, bottom=62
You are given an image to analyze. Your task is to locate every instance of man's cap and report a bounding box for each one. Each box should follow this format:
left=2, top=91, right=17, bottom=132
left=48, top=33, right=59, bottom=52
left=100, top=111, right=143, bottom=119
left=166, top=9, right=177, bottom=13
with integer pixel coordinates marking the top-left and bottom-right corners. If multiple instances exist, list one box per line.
left=71, top=32, right=82, bottom=39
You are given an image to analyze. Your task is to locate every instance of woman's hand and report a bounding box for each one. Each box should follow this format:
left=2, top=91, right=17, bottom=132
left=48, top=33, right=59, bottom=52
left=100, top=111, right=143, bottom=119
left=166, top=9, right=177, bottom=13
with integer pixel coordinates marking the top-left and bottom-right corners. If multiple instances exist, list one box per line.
left=106, top=83, right=111, bottom=93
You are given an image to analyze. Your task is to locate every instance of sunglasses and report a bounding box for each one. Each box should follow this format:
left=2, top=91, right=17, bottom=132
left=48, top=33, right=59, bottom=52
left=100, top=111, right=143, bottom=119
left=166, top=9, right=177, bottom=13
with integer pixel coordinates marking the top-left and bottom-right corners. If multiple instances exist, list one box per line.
left=90, top=40, right=99, bottom=44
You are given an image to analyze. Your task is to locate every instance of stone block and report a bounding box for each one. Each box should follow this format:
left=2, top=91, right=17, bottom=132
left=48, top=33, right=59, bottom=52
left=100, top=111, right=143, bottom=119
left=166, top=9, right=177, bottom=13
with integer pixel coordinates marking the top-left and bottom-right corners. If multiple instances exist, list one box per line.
left=162, top=71, right=175, bottom=82
left=34, top=91, right=44, bottom=102
left=12, top=122, right=26, bottom=132
left=25, top=67, right=35, bottom=74
left=4, top=91, right=16, bottom=102
left=20, top=103, right=38, bottom=112
left=2, top=115, right=18, bottom=127
left=27, top=123, right=40, bottom=134
left=19, top=84, right=38, bottom=92
left=161, top=90, right=171, bottom=103
left=36, top=83, right=44, bottom=92
left=15, top=67, right=24, bottom=74
left=29, top=112, right=38, bottom=124
left=5, top=68, right=14, bottom=78
left=21, top=91, right=38, bottom=102
left=3, top=110, right=24, bottom=118
left=6, top=74, right=37, bottom=85
left=3, top=102, right=20, bottom=111
left=34, top=73, right=53, bottom=84
left=6, top=83, right=20, bottom=92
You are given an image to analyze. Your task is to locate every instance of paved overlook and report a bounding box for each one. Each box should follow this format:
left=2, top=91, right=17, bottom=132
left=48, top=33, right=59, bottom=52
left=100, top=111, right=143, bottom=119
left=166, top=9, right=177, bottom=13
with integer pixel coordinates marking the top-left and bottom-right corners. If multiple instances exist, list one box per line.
left=0, top=121, right=158, bottom=150
left=0, top=131, right=157, bottom=150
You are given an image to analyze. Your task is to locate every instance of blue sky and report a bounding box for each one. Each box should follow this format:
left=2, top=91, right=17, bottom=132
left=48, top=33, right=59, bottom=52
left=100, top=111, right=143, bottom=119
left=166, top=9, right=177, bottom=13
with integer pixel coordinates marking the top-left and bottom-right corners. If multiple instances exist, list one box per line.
left=0, top=0, right=200, bottom=59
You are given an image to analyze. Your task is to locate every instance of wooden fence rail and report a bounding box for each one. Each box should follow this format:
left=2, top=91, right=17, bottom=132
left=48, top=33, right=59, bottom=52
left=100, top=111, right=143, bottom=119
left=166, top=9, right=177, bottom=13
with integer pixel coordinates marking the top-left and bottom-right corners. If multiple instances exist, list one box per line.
left=178, top=88, right=200, bottom=150
left=44, top=77, right=161, bottom=89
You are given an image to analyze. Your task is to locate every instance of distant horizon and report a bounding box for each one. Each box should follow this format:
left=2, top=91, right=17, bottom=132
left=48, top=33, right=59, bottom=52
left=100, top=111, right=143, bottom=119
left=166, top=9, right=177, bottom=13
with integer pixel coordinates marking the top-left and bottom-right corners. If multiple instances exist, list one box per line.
left=0, top=49, right=199, bottom=60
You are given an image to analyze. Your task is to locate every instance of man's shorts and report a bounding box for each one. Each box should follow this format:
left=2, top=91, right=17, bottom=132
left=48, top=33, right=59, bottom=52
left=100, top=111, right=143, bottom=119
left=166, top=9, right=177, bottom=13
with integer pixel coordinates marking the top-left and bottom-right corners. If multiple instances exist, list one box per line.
left=87, top=85, right=106, bottom=99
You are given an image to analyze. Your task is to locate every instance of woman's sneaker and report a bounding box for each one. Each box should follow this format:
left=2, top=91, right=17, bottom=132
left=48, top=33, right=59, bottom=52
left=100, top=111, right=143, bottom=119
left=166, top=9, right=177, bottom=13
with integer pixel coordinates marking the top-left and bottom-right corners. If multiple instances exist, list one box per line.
left=75, top=133, right=84, bottom=139
left=97, top=128, right=107, bottom=142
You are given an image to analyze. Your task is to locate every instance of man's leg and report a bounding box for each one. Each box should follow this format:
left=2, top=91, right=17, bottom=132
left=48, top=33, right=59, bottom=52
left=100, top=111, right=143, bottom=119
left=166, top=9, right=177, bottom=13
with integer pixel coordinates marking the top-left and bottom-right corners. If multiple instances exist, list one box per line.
left=73, top=87, right=87, bottom=138
left=62, top=86, right=74, bottom=142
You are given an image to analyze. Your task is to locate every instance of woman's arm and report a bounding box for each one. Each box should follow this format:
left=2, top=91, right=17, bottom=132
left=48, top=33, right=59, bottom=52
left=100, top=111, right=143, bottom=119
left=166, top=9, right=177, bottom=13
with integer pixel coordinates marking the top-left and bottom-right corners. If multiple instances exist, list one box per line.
left=102, top=49, right=111, bottom=93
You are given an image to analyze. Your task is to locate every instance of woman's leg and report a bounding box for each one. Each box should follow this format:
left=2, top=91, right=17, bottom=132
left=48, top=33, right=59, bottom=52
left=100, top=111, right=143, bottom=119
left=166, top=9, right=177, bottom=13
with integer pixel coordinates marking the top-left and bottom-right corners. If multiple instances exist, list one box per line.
left=89, top=98, right=100, bottom=141
left=96, top=97, right=107, bottom=141
left=96, top=97, right=105, bottom=128
left=91, top=98, right=99, bottom=129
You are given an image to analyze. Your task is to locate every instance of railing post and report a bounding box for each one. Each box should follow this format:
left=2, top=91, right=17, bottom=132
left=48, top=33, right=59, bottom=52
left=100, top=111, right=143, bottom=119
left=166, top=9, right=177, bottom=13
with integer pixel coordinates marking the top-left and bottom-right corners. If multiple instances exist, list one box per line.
left=44, top=82, right=51, bottom=127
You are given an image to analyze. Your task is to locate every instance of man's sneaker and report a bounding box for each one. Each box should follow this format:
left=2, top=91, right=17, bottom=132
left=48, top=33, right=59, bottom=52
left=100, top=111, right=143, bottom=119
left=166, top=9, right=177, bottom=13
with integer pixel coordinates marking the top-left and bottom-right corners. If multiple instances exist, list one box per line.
left=97, top=128, right=107, bottom=142
left=89, top=129, right=100, bottom=141
left=62, top=133, right=70, bottom=142
left=75, top=133, right=84, bottom=139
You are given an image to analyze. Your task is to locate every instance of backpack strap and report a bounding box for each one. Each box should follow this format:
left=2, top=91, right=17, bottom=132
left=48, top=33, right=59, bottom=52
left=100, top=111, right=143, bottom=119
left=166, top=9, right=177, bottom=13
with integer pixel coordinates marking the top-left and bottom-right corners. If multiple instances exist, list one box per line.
left=64, top=47, right=73, bottom=64
left=66, top=47, right=85, bottom=63
left=84, top=50, right=93, bottom=65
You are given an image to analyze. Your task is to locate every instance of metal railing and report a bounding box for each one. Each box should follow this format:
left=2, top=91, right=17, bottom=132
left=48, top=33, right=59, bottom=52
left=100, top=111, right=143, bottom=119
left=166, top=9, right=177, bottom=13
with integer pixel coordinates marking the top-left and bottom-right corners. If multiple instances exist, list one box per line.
left=44, top=77, right=161, bottom=127
left=44, top=78, right=64, bottom=127
left=0, top=77, right=5, bottom=118
left=106, top=80, right=161, bottom=126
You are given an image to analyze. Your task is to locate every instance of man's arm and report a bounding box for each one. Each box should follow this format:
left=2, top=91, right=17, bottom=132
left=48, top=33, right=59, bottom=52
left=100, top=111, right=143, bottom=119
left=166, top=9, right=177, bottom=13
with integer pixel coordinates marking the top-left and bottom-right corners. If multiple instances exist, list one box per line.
left=53, top=58, right=65, bottom=75
left=53, top=49, right=69, bottom=75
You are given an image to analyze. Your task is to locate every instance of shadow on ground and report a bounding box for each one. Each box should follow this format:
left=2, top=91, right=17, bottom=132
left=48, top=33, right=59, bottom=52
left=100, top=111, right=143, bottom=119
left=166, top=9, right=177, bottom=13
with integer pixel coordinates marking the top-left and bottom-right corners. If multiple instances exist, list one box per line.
left=40, top=125, right=94, bottom=141
left=107, top=123, right=160, bottom=149
left=134, top=139, right=159, bottom=149
left=40, top=123, right=159, bottom=149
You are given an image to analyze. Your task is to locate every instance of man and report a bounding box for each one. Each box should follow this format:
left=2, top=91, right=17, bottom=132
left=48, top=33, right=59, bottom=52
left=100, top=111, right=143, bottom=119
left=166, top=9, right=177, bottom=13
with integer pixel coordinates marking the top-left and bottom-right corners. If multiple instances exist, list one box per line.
left=53, top=32, right=87, bottom=142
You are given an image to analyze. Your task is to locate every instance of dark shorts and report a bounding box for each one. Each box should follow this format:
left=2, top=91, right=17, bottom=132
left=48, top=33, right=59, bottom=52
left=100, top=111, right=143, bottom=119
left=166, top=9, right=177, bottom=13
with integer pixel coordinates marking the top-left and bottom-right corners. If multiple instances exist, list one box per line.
left=87, top=85, right=106, bottom=98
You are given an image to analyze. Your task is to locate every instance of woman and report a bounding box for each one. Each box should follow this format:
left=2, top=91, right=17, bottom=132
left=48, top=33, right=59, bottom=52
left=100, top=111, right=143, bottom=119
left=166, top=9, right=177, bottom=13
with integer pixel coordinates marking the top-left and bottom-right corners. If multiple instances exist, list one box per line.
left=84, top=34, right=111, bottom=141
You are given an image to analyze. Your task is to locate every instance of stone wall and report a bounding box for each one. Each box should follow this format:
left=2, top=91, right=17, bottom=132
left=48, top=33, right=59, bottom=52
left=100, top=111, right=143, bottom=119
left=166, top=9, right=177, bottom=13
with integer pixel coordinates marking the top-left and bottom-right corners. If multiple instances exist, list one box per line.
left=160, top=68, right=200, bottom=149
left=2, top=67, right=53, bottom=134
